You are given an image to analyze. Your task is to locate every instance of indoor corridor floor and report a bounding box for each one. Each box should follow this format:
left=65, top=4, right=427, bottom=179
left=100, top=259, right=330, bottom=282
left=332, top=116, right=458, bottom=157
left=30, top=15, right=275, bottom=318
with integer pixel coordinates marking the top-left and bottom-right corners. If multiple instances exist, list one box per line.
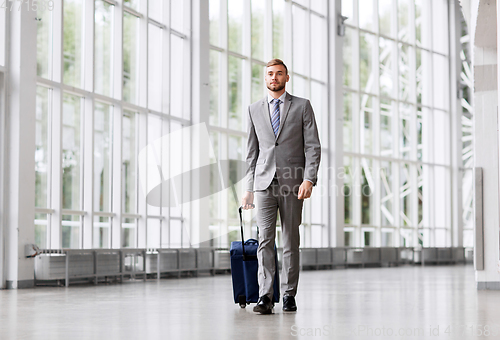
left=0, top=264, right=498, bottom=340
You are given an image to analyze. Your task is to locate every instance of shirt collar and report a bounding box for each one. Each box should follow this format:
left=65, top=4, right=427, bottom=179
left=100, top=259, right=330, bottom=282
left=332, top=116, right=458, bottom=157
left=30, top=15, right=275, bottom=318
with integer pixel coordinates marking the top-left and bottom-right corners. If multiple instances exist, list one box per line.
left=267, top=92, right=287, bottom=104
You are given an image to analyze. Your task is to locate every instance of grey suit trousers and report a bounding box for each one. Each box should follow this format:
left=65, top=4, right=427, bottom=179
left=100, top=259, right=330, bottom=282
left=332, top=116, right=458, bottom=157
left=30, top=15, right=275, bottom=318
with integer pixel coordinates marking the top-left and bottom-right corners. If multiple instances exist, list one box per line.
left=256, top=178, right=304, bottom=299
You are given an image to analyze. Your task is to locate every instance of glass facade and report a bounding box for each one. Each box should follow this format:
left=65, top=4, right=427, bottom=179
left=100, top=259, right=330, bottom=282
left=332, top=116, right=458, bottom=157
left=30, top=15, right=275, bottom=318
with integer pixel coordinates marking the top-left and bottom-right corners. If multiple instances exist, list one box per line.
left=34, top=0, right=190, bottom=249
left=342, top=0, right=452, bottom=247
left=30, top=0, right=460, bottom=250
left=208, top=0, right=329, bottom=248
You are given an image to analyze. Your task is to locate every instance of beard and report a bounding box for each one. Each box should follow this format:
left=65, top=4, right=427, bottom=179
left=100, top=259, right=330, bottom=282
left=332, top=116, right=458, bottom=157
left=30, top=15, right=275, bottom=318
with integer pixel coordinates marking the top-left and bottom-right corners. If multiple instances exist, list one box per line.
left=267, top=81, right=286, bottom=92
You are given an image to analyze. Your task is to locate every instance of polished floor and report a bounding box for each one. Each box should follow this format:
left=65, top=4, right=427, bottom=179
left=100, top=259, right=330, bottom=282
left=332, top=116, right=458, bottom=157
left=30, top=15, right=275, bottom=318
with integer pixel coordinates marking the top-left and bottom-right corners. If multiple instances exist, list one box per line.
left=0, top=264, right=498, bottom=340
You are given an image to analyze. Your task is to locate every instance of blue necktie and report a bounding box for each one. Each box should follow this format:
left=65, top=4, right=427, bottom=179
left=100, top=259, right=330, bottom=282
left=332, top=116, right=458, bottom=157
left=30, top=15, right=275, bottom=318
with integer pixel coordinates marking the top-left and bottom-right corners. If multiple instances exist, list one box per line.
left=271, top=99, right=280, bottom=137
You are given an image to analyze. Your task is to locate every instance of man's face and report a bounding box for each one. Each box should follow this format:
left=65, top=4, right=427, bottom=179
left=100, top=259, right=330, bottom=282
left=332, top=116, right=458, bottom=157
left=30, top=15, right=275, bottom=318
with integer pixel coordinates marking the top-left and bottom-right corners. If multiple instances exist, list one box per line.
left=265, top=65, right=289, bottom=92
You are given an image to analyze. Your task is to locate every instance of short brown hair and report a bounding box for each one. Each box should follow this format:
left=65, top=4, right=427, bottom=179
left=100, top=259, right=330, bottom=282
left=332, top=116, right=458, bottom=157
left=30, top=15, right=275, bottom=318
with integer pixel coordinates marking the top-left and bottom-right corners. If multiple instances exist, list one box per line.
left=266, top=59, right=288, bottom=75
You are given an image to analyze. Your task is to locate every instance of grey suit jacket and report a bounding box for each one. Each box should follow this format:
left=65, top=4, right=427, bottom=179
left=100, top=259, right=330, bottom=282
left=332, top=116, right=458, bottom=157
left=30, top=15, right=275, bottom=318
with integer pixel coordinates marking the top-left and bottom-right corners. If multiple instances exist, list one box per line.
left=245, top=92, right=321, bottom=192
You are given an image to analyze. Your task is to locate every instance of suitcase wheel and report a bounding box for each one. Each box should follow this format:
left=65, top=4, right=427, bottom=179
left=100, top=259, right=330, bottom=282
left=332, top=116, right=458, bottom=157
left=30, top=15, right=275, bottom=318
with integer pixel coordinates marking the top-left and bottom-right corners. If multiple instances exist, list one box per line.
left=238, top=295, right=247, bottom=308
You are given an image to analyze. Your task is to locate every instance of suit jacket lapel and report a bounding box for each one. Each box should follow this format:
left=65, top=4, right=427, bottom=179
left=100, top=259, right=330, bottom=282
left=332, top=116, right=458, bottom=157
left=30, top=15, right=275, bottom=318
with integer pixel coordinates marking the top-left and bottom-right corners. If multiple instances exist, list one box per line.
left=275, top=92, right=292, bottom=140
left=261, top=99, right=276, bottom=139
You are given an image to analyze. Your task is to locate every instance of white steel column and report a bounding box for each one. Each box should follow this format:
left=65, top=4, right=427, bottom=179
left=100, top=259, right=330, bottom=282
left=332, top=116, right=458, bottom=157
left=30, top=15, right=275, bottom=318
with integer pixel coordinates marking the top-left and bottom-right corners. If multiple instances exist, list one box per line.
left=182, top=0, right=193, bottom=248
left=5, top=5, right=37, bottom=288
left=0, top=67, right=6, bottom=288
left=329, top=0, right=345, bottom=247
left=82, top=0, right=95, bottom=249
left=450, top=0, right=464, bottom=247
left=50, top=0, right=63, bottom=249
left=191, top=0, right=211, bottom=247
left=111, top=106, right=122, bottom=248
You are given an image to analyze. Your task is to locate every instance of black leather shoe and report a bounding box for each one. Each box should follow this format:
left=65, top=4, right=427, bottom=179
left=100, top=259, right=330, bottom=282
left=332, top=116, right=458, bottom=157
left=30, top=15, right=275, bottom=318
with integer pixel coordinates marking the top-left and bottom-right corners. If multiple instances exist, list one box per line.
left=253, top=295, right=273, bottom=314
left=283, top=296, right=297, bottom=312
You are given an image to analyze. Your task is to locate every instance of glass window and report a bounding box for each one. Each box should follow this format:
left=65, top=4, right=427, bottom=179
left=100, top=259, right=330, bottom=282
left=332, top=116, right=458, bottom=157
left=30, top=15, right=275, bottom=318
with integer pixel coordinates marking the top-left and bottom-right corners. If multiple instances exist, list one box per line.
left=35, top=213, right=49, bottom=249
left=228, top=56, right=243, bottom=130
left=380, top=161, right=393, bottom=226
left=147, top=114, right=162, bottom=217
left=228, top=0, right=243, bottom=53
left=310, top=15, right=327, bottom=82
left=292, top=74, right=306, bottom=98
left=310, top=0, right=326, bottom=14
left=433, top=110, right=450, bottom=165
left=122, top=218, right=137, bottom=248
left=123, top=0, right=138, bottom=10
left=379, top=37, right=395, bottom=98
left=400, top=163, right=411, bottom=226
left=381, top=229, right=393, bottom=246
left=434, top=166, right=449, bottom=227
left=363, top=230, right=374, bottom=246
left=170, top=35, right=185, bottom=118
left=343, top=92, right=353, bottom=152
left=123, top=12, right=139, bottom=104
left=170, top=219, right=182, bottom=248
left=251, top=0, right=265, bottom=61
left=360, top=32, right=375, bottom=94
left=342, top=0, right=353, bottom=25
left=344, top=230, right=354, bottom=246
left=398, top=43, right=412, bottom=102
left=94, top=216, right=110, bottom=248
left=37, top=3, right=52, bottom=78
left=62, top=215, right=81, bottom=248
left=343, top=157, right=353, bottom=224
left=148, top=24, right=163, bottom=112
left=359, top=0, right=374, bottom=32
left=149, top=0, right=163, bottom=23
left=379, top=0, right=393, bottom=37
left=398, top=0, right=410, bottom=42
left=95, top=0, right=113, bottom=97
left=399, top=103, right=411, bottom=159
left=62, top=93, right=82, bottom=210
left=123, top=111, right=137, bottom=214
left=209, top=132, right=220, bottom=220
left=228, top=135, right=243, bottom=220
left=209, top=0, right=220, bottom=46
left=360, top=95, right=373, bottom=154
left=170, top=122, right=183, bottom=218
left=380, top=98, right=393, bottom=156
left=210, top=50, right=220, bottom=125
left=416, top=48, right=432, bottom=106
left=251, top=63, right=265, bottom=104
left=343, top=27, right=353, bottom=88
left=273, top=0, right=285, bottom=59
left=292, top=5, right=307, bottom=76
left=432, top=0, right=448, bottom=55
left=171, top=0, right=185, bottom=33
left=361, top=158, right=374, bottom=225
left=432, top=54, right=449, bottom=110
left=310, top=81, right=326, bottom=141
left=94, top=102, right=112, bottom=212
left=417, top=165, right=424, bottom=226
left=415, top=0, right=431, bottom=48
left=147, top=218, right=161, bottom=249
left=63, top=0, right=83, bottom=88
left=35, top=86, right=50, bottom=208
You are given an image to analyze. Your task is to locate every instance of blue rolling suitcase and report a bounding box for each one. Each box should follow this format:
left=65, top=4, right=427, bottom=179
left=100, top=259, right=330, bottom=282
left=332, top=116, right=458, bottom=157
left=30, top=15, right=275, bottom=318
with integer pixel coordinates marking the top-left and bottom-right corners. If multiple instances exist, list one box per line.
left=230, top=206, right=280, bottom=308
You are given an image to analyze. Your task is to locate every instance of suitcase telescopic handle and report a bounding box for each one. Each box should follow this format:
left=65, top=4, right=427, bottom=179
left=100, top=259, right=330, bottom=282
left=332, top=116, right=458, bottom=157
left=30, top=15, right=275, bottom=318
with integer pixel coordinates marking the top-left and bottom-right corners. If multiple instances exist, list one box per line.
left=238, top=205, right=254, bottom=260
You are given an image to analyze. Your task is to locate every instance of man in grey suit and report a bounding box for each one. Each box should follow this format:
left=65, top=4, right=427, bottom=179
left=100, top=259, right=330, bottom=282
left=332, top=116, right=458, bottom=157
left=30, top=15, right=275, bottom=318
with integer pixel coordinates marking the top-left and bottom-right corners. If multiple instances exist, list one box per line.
left=241, top=59, right=321, bottom=314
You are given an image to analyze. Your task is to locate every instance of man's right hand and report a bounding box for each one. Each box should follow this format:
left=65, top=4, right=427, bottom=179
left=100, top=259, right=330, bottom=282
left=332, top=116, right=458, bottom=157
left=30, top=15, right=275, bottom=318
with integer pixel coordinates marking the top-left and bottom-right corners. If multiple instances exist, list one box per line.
left=241, top=191, right=255, bottom=210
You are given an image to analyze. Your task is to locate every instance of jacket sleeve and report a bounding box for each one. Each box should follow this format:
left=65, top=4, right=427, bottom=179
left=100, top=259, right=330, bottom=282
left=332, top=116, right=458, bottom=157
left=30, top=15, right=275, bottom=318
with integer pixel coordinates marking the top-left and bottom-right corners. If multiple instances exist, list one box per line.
left=245, top=106, right=259, bottom=192
left=303, top=100, right=321, bottom=186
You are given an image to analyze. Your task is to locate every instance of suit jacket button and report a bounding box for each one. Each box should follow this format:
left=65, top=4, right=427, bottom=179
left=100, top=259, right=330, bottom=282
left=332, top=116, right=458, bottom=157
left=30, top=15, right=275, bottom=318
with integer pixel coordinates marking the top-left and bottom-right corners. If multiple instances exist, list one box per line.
left=275, top=142, right=278, bottom=146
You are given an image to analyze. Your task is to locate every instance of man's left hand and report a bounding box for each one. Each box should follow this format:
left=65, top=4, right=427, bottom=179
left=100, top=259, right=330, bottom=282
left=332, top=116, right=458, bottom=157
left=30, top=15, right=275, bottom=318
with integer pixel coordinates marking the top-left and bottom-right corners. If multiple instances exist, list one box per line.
left=297, top=181, right=313, bottom=200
